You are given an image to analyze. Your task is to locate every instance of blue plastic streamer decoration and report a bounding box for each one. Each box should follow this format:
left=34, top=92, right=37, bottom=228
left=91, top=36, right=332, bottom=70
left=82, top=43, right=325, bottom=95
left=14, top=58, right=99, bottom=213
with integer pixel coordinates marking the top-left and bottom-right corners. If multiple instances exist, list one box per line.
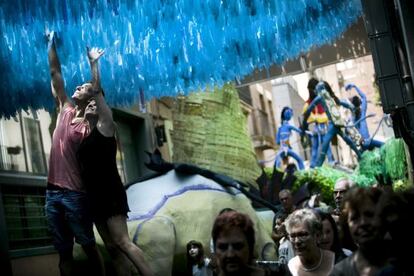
left=0, top=0, right=362, bottom=118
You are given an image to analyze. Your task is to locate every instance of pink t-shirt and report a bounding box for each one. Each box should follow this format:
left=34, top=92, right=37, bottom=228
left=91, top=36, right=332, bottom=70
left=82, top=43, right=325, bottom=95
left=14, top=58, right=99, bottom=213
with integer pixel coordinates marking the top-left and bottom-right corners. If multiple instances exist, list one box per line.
left=47, top=105, right=89, bottom=192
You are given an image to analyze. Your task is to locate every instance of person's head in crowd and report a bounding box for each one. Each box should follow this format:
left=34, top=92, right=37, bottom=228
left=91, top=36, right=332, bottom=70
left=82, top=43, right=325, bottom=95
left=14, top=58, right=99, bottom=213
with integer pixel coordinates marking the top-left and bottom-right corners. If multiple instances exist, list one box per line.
left=330, top=187, right=395, bottom=275
left=212, top=211, right=255, bottom=275
left=285, top=208, right=322, bottom=257
left=316, top=210, right=347, bottom=263
left=329, top=186, right=391, bottom=275
left=271, top=213, right=288, bottom=244
left=377, top=188, right=414, bottom=273
left=279, top=189, right=294, bottom=213
left=333, top=177, right=354, bottom=211
left=218, top=208, right=235, bottom=216
left=285, top=208, right=335, bottom=275
left=210, top=208, right=236, bottom=255
left=378, top=188, right=414, bottom=242
left=307, top=78, right=319, bottom=101
left=341, top=187, right=384, bottom=254
left=187, top=240, right=205, bottom=267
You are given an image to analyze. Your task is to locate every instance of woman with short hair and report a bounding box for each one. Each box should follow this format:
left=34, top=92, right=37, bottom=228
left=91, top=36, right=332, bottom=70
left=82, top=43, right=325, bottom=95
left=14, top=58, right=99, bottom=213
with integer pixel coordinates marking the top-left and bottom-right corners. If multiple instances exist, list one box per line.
left=285, top=208, right=335, bottom=275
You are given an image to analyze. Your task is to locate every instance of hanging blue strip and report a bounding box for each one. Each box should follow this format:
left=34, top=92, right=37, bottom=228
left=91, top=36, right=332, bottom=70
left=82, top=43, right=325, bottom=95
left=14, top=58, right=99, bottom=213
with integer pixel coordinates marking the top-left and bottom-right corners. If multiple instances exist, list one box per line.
left=0, top=0, right=362, bottom=118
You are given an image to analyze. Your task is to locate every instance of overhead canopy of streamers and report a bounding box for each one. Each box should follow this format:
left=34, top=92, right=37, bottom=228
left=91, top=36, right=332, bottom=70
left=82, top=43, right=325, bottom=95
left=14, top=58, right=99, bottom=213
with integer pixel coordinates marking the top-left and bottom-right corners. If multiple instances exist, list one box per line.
left=0, top=0, right=362, bottom=117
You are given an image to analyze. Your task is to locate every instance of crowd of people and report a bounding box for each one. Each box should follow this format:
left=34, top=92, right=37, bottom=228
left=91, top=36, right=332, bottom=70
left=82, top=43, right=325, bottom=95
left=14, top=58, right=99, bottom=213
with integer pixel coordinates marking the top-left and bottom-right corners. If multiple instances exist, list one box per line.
left=44, top=30, right=411, bottom=276
left=186, top=180, right=412, bottom=276
left=188, top=182, right=414, bottom=276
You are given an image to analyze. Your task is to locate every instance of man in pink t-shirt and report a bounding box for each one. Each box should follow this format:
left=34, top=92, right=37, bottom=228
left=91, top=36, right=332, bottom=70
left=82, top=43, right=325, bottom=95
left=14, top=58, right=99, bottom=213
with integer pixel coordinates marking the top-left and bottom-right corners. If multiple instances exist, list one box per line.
left=44, top=31, right=105, bottom=276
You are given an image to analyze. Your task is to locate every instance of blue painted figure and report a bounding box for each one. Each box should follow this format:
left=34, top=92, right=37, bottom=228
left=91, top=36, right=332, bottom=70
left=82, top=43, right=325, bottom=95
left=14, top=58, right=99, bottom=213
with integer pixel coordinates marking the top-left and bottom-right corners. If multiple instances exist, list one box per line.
left=302, top=81, right=363, bottom=167
left=303, top=78, right=336, bottom=168
left=275, top=107, right=306, bottom=170
left=346, top=83, right=384, bottom=149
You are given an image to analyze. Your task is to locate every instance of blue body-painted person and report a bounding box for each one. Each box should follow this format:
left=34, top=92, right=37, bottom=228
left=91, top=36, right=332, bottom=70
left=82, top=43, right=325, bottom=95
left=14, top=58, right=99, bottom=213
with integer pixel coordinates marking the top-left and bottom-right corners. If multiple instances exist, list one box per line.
left=303, top=78, right=336, bottom=168
left=275, top=107, right=307, bottom=170
left=302, top=81, right=363, bottom=167
left=346, top=83, right=384, bottom=149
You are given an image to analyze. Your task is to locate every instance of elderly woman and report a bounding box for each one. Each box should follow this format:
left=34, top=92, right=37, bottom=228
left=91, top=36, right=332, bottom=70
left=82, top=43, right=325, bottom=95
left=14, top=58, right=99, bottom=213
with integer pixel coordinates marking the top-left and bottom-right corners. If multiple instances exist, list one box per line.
left=330, top=187, right=392, bottom=276
left=285, top=208, right=334, bottom=275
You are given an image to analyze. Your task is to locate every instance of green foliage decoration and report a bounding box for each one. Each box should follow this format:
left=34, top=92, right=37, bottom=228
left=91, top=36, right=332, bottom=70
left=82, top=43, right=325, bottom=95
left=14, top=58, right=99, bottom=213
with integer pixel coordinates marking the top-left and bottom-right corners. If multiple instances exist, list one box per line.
left=381, top=138, right=407, bottom=181
left=293, top=166, right=347, bottom=206
left=356, top=138, right=408, bottom=185
left=261, top=138, right=411, bottom=206
left=357, top=148, right=382, bottom=181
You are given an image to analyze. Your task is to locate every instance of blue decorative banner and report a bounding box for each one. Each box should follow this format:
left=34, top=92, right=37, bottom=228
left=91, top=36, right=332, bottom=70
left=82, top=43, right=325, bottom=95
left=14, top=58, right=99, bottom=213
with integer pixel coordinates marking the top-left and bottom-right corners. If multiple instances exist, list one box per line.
left=0, top=0, right=362, bottom=117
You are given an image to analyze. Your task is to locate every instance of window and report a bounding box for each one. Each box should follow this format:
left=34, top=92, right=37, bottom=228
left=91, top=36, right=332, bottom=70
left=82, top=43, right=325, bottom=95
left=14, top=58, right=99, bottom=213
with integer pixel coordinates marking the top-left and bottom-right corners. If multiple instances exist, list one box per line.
left=23, top=118, right=47, bottom=174
left=0, top=110, right=51, bottom=175
left=0, top=116, right=26, bottom=172
left=2, top=185, right=52, bottom=251
left=259, top=93, right=266, bottom=112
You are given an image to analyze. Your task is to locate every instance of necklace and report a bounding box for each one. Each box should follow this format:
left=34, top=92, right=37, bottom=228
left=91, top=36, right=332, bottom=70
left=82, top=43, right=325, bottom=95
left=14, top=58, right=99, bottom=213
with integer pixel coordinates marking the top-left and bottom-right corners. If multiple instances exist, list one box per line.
left=301, top=248, right=323, bottom=272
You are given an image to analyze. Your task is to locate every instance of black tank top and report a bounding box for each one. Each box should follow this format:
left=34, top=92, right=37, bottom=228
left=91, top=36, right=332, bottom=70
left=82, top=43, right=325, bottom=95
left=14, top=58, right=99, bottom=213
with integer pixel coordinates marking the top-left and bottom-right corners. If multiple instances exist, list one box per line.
left=77, top=127, right=123, bottom=193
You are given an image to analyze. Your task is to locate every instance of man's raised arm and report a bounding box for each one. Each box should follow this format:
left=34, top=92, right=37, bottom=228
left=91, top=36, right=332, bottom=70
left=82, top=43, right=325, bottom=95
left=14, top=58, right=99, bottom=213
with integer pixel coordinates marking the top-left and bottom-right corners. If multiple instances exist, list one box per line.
left=47, top=31, right=69, bottom=109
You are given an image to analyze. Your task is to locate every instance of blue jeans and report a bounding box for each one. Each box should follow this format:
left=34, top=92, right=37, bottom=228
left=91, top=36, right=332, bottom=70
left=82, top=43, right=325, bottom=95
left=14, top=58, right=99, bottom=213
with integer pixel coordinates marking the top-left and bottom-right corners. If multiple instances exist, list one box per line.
left=45, top=189, right=96, bottom=253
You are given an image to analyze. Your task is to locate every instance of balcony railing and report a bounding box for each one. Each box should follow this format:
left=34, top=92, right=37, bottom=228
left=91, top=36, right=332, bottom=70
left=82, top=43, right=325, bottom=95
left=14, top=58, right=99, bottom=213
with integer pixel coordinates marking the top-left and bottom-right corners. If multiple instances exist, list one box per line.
left=2, top=185, right=52, bottom=252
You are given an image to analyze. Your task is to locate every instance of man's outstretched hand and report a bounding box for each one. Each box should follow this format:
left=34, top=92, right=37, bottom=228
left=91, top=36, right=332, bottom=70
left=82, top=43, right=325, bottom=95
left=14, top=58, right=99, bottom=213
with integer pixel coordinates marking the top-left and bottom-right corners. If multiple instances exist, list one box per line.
left=46, top=30, right=55, bottom=49
left=87, top=46, right=105, bottom=63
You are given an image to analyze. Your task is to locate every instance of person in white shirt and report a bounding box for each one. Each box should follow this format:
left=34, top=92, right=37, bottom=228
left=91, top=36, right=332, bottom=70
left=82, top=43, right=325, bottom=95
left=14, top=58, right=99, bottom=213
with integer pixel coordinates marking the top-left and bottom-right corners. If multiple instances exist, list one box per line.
left=285, top=208, right=335, bottom=276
